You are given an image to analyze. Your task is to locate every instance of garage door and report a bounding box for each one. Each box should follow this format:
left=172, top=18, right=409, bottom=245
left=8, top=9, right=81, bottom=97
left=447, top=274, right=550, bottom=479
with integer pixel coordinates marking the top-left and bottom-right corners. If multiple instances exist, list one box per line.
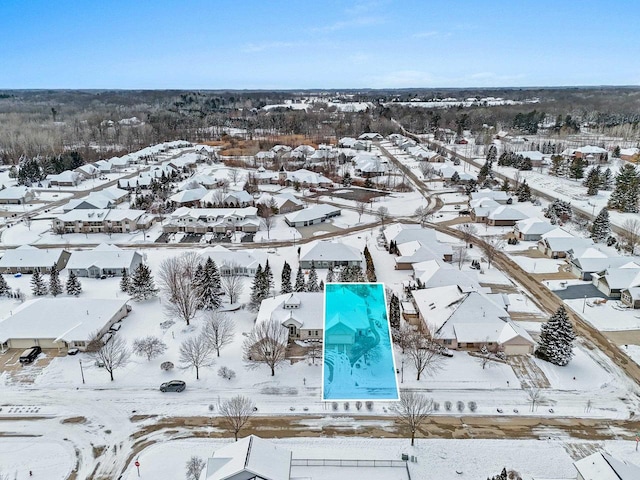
left=505, top=344, right=533, bottom=355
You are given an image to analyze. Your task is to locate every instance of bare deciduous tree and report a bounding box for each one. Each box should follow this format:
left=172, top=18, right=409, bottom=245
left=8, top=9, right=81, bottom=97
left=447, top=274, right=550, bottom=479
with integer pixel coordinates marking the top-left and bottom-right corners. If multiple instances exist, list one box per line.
left=158, top=252, right=201, bottom=302
left=355, top=200, right=368, bottom=223
left=391, top=390, right=434, bottom=446
left=185, top=456, right=206, bottom=480
left=202, top=310, right=235, bottom=357
left=406, top=331, right=444, bottom=381
left=306, top=343, right=322, bottom=365
left=179, top=334, right=214, bottom=380
left=132, top=336, right=167, bottom=361
left=392, top=322, right=415, bottom=354
left=94, top=336, right=131, bottom=382
left=453, top=246, right=468, bottom=270
left=419, top=162, right=436, bottom=180
left=261, top=209, right=276, bottom=239
left=481, top=235, right=505, bottom=270
left=227, top=169, right=241, bottom=185
left=243, top=319, right=288, bottom=376
left=526, top=387, right=547, bottom=412
left=221, top=264, right=244, bottom=304
left=456, top=223, right=478, bottom=247
left=414, top=205, right=432, bottom=226
left=164, top=275, right=199, bottom=326
left=376, top=206, right=390, bottom=227
left=218, top=394, right=255, bottom=441
left=620, top=219, right=640, bottom=254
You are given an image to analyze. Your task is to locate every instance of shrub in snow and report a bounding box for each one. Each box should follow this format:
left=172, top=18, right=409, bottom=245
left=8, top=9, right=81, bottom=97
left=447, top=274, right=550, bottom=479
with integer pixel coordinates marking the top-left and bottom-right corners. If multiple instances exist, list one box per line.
left=344, top=402, right=350, bottom=411
left=433, top=401, right=440, bottom=411
left=365, top=401, right=373, bottom=411
left=468, top=401, right=477, bottom=412
left=208, top=404, right=214, bottom=412
left=160, top=361, right=174, bottom=371
left=445, top=401, right=452, bottom=411
left=332, top=402, right=338, bottom=411
left=457, top=401, right=465, bottom=412
left=218, top=366, right=236, bottom=380
left=355, top=401, right=362, bottom=411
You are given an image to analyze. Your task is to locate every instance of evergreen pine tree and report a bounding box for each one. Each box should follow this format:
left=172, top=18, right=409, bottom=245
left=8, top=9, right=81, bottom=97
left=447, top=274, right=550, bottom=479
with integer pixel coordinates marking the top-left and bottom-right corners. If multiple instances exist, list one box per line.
left=281, top=261, right=293, bottom=294
left=319, top=279, right=325, bottom=291
left=516, top=180, right=532, bottom=202
left=294, top=265, right=306, bottom=292
left=339, top=265, right=351, bottom=283
left=249, top=264, right=268, bottom=309
left=478, top=159, right=493, bottom=183
left=129, top=263, right=158, bottom=300
left=583, top=166, right=601, bottom=196
left=306, top=263, right=320, bottom=292
left=193, top=262, right=221, bottom=310
left=590, top=207, right=611, bottom=243
left=264, top=259, right=274, bottom=294
left=31, top=271, right=47, bottom=296
left=363, top=245, right=377, bottom=282
left=450, top=171, right=460, bottom=184
left=519, top=157, right=532, bottom=171
left=0, top=274, right=9, bottom=297
left=389, top=293, right=401, bottom=330
left=120, top=270, right=131, bottom=294
left=205, top=257, right=221, bottom=293
left=570, top=157, right=585, bottom=180
left=49, top=265, right=62, bottom=297
left=600, top=167, right=613, bottom=190
left=193, top=263, right=207, bottom=307
left=536, top=306, right=576, bottom=366
left=65, top=271, right=82, bottom=296
left=500, top=178, right=510, bottom=192
left=608, top=164, right=640, bottom=213
left=326, top=266, right=335, bottom=283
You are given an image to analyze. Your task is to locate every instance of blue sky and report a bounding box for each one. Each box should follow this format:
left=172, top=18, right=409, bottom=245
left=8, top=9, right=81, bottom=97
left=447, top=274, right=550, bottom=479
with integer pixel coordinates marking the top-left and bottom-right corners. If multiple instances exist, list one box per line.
left=1, top=0, right=638, bottom=89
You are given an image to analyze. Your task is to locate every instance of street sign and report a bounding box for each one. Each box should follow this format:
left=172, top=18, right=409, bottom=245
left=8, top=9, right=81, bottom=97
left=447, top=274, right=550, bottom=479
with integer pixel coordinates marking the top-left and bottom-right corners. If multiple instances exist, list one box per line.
left=135, top=461, right=140, bottom=467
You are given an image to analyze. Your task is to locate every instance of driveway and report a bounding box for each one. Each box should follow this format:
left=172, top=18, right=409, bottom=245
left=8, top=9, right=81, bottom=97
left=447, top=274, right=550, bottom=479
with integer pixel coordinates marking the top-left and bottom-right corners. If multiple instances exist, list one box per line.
left=553, top=283, right=610, bottom=300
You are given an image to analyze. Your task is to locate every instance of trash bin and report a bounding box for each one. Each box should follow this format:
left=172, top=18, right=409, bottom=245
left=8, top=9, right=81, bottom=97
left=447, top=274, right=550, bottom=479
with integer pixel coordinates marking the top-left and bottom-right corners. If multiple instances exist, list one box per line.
left=401, top=454, right=409, bottom=461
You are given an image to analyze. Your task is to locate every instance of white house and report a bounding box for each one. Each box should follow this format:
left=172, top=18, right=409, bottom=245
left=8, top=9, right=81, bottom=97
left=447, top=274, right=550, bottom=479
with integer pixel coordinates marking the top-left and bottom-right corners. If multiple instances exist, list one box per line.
left=486, top=206, right=527, bottom=226
left=199, top=246, right=266, bottom=276
left=65, top=244, right=143, bottom=278
left=514, top=218, right=555, bottom=241
left=284, top=204, right=341, bottom=227
left=299, top=241, right=362, bottom=269
left=256, top=292, right=323, bottom=341
left=574, top=452, right=640, bottom=480
left=0, top=298, right=130, bottom=352
left=0, top=186, right=36, bottom=205
left=163, top=207, right=260, bottom=233
left=470, top=189, right=512, bottom=204
left=47, top=170, right=82, bottom=187
left=169, top=187, right=208, bottom=205
left=203, top=435, right=291, bottom=480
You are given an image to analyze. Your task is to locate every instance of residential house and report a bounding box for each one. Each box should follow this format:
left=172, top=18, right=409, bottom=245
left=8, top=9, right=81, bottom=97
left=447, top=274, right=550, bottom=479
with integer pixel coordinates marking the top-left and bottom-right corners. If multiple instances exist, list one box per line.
left=63, top=188, right=129, bottom=212
left=0, top=298, right=130, bottom=352
left=358, top=132, right=383, bottom=141
left=470, top=189, right=512, bottom=205
left=199, top=246, right=266, bottom=276
left=75, top=164, right=100, bottom=179
left=434, top=164, right=477, bottom=182
left=256, top=193, right=304, bottom=214
left=65, top=244, right=143, bottom=278
left=412, top=286, right=535, bottom=355
left=0, top=245, right=71, bottom=274
left=517, top=150, right=548, bottom=168
left=394, top=240, right=454, bottom=269
left=291, top=144, right=315, bottom=159
left=163, top=207, right=260, bottom=233
left=353, top=154, right=389, bottom=177
left=412, top=259, right=481, bottom=291
left=299, top=241, right=362, bottom=269
left=339, top=137, right=358, bottom=148
left=588, top=260, right=640, bottom=291
left=284, top=204, right=341, bottom=227
left=94, top=159, right=113, bottom=173
left=486, top=206, right=527, bottom=226
left=569, top=250, right=629, bottom=281
left=574, top=451, right=640, bottom=480
left=469, top=198, right=500, bottom=223
left=514, top=218, right=555, bottom=241
left=279, top=168, right=332, bottom=188
left=0, top=186, right=35, bottom=205
left=619, top=147, right=640, bottom=162
left=52, top=209, right=152, bottom=234
left=169, top=187, right=208, bottom=206
left=621, top=287, right=640, bottom=308
left=256, top=292, right=323, bottom=341
left=178, top=174, right=218, bottom=190
left=47, top=170, right=82, bottom=187
left=202, top=435, right=291, bottom=480
left=167, top=152, right=200, bottom=171
left=537, top=229, right=591, bottom=258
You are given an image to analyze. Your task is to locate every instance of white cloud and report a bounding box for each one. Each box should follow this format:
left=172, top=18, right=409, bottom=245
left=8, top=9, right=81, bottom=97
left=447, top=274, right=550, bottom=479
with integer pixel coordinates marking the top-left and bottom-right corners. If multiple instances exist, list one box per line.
left=313, top=16, right=383, bottom=32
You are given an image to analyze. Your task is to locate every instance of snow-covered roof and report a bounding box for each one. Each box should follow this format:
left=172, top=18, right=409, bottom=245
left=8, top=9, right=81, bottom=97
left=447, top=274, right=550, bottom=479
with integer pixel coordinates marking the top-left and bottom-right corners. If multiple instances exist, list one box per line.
left=55, top=209, right=145, bottom=223
left=573, top=256, right=639, bottom=274
left=540, top=227, right=574, bottom=239
left=0, top=245, right=68, bottom=269
left=47, top=170, right=81, bottom=183
left=204, top=435, right=291, bottom=480
left=0, top=298, right=128, bottom=344
left=300, top=241, right=362, bottom=264
left=577, top=145, right=608, bottom=155
left=470, top=189, right=511, bottom=203
left=256, top=292, right=324, bottom=330
left=620, top=147, right=640, bottom=157
left=413, top=260, right=481, bottom=291
left=382, top=223, right=422, bottom=245
left=541, top=235, right=592, bottom=252
left=518, top=150, right=545, bottom=161
left=169, top=187, right=208, bottom=204
left=65, top=244, right=142, bottom=271
left=284, top=204, right=340, bottom=224
left=0, top=186, right=34, bottom=201
left=599, top=268, right=640, bottom=290
left=353, top=154, right=389, bottom=173
left=515, top=218, right=554, bottom=236
left=285, top=168, right=332, bottom=185
left=487, top=206, right=527, bottom=221
left=178, top=174, right=217, bottom=190
left=199, top=246, right=266, bottom=271
left=574, top=452, right=640, bottom=480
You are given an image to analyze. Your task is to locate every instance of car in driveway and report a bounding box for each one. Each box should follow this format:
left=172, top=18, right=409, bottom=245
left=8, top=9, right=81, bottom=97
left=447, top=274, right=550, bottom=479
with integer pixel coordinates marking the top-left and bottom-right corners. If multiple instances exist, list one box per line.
left=160, top=380, right=186, bottom=392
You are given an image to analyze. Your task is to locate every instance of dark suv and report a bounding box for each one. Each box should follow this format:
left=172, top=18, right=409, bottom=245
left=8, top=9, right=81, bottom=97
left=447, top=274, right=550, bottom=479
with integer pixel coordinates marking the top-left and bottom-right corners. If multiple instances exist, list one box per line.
left=19, top=346, right=42, bottom=364
left=160, top=380, right=186, bottom=392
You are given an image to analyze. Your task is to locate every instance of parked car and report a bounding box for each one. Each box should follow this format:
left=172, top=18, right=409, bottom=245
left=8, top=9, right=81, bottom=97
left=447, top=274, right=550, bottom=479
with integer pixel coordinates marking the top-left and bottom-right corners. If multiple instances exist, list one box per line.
left=67, top=348, right=80, bottom=356
left=19, top=346, right=42, bottom=364
left=160, top=380, right=186, bottom=393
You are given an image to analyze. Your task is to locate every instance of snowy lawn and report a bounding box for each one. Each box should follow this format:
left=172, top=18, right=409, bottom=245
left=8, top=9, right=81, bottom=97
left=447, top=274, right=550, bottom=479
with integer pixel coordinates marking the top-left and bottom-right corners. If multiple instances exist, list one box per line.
left=565, top=297, right=640, bottom=331
left=0, top=438, right=75, bottom=480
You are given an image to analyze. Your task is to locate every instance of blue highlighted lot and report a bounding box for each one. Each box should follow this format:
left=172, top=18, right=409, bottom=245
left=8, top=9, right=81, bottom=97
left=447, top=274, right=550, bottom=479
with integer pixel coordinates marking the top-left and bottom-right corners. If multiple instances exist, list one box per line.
left=322, top=283, right=399, bottom=401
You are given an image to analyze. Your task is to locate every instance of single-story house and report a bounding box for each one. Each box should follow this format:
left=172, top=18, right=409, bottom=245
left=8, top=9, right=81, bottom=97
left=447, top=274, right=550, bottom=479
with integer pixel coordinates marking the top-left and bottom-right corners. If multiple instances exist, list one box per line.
left=278, top=168, right=332, bottom=187
left=256, top=292, right=323, bottom=341
left=353, top=154, right=389, bottom=177
left=0, top=245, right=71, bottom=274
left=284, top=204, right=341, bottom=227
left=358, top=132, right=383, bottom=141
left=470, top=189, right=512, bottom=205
left=169, top=187, right=208, bottom=206
left=178, top=174, right=218, bottom=190
left=574, top=451, right=640, bottom=480
left=299, top=241, right=363, bottom=269
left=199, top=246, right=266, bottom=276
left=76, top=164, right=100, bottom=179
left=469, top=198, right=500, bottom=223
left=537, top=229, right=591, bottom=258
left=517, top=150, right=548, bottom=168
left=65, top=244, right=143, bottom=278
left=412, top=259, right=481, bottom=291
left=0, top=186, right=36, bottom=205
left=486, top=206, right=527, bottom=226
left=620, top=147, right=640, bottom=162
left=63, top=187, right=129, bottom=212
left=394, top=240, right=454, bottom=269
left=621, top=287, right=640, bottom=309
left=569, top=252, right=631, bottom=281
left=47, top=170, right=82, bottom=187
left=257, top=193, right=304, bottom=214
left=203, top=435, right=291, bottom=480
left=514, top=218, right=555, bottom=241
left=0, top=298, right=130, bottom=352
left=412, top=286, right=534, bottom=355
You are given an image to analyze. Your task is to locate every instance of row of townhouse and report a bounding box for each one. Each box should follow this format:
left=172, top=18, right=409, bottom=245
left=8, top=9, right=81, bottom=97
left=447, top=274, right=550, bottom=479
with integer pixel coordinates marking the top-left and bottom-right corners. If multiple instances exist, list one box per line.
left=52, top=208, right=154, bottom=234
